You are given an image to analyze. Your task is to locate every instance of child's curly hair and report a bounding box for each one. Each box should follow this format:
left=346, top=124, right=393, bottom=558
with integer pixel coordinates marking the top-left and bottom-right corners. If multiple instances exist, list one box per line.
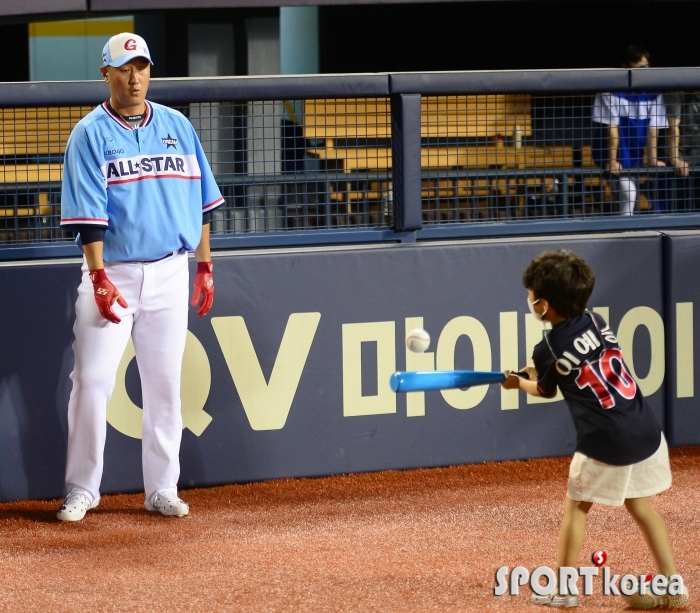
left=523, top=250, right=596, bottom=318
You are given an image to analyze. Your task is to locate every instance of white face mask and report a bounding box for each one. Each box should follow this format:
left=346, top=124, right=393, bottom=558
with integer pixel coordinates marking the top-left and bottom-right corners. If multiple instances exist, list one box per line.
left=528, top=297, right=547, bottom=322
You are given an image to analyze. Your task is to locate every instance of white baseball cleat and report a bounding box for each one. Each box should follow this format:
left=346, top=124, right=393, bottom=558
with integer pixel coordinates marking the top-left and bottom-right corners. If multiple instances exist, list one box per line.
left=145, top=492, right=189, bottom=517
left=56, top=493, right=99, bottom=522
left=622, top=584, right=689, bottom=609
left=531, top=592, right=579, bottom=607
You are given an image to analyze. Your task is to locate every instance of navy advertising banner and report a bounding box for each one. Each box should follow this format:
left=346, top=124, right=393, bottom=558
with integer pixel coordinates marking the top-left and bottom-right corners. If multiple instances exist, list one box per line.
left=0, top=232, right=668, bottom=502
left=664, top=231, right=700, bottom=446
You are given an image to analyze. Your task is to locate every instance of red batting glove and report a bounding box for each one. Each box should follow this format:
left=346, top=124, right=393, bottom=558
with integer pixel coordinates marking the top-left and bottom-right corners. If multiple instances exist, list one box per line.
left=191, top=261, right=214, bottom=317
left=89, top=268, right=128, bottom=324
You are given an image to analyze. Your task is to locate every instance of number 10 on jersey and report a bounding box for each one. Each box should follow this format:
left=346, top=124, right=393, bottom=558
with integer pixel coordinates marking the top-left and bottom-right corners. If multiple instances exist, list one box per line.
left=576, top=348, right=638, bottom=409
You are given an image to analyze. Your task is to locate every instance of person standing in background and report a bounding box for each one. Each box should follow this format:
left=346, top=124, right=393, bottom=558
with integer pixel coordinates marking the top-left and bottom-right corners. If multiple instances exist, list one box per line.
left=591, top=46, right=667, bottom=215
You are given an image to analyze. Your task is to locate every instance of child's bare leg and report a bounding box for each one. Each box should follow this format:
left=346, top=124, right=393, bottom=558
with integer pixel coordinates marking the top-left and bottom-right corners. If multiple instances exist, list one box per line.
left=624, top=496, right=677, bottom=577
left=558, top=496, right=593, bottom=569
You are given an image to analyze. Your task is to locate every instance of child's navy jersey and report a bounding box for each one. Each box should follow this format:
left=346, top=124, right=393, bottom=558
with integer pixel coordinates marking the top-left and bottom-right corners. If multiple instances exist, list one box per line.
left=61, top=100, right=225, bottom=262
left=533, top=312, right=661, bottom=466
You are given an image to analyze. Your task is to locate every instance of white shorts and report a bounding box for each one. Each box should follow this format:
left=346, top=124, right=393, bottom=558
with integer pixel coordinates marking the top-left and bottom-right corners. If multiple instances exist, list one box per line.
left=567, top=434, right=671, bottom=506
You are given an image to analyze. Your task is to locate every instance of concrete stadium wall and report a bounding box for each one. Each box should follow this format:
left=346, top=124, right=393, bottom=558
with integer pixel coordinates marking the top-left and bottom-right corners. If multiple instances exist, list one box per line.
left=0, top=231, right=696, bottom=502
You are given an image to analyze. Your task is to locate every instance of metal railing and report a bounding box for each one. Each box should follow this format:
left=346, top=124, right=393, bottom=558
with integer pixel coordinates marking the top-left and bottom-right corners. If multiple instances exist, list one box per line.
left=2, top=68, right=700, bottom=260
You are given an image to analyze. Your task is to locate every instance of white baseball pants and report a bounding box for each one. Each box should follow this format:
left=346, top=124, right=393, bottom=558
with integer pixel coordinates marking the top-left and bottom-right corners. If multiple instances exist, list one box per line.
left=65, top=251, right=189, bottom=506
left=610, top=176, right=638, bottom=216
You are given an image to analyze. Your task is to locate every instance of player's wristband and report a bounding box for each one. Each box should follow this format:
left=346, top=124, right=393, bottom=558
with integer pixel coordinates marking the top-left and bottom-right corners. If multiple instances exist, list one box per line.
left=79, top=226, right=106, bottom=245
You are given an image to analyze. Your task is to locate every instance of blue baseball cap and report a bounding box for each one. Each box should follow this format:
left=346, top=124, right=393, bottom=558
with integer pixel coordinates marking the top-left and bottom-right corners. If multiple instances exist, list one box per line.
left=102, top=32, right=153, bottom=68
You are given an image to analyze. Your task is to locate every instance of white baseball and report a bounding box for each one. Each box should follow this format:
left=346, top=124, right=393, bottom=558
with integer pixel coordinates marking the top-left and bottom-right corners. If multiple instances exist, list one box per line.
left=406, top=328, right=430, bottom=353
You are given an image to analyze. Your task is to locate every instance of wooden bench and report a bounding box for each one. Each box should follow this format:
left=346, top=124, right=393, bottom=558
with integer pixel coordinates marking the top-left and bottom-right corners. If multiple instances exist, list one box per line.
left=421, top=95, right=532, bottom=140
left=0, top=107, right=91, bottom=238
left=303, top=96, right=533, bottom=221
left=304, top=96, right=532, bottom=144
left=302, top=97, right=651, bottom=221
left=309, top=140, right=609, bottom=221
left=0, top=107, right=87, bottom=156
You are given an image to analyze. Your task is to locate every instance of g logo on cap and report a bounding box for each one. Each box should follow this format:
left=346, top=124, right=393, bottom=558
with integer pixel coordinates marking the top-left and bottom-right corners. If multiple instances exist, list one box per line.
left=102, top=32, right=153, bottom=67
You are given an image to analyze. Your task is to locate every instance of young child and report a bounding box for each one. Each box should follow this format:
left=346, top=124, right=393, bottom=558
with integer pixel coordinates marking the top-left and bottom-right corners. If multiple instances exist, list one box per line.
left=501, top=249, right=689, bottom=609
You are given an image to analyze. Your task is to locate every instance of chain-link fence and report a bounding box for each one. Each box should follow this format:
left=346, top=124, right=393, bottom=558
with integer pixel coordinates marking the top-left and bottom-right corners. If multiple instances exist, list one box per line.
left=0, top=98, right=393, bottom=246
left=189, top=98, right=392, bottom=235
left=420, top=92, right=699, bottom=224
left=2, top=71, right=700, bottom=252
left=0, top=106, right=91, bottom=244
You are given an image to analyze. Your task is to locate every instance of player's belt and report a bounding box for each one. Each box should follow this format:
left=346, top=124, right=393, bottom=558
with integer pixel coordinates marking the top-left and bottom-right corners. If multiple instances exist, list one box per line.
left=141, top=247, right=186, bottom=264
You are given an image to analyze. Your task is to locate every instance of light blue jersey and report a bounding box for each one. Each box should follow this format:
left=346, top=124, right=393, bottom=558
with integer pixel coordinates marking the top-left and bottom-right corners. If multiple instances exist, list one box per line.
left=61, top=100, right=225, bottom=262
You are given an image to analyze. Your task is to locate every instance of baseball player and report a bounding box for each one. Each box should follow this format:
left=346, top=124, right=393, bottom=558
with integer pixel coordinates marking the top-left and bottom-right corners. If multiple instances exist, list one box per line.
left=57, top=32, right=224, bottom=521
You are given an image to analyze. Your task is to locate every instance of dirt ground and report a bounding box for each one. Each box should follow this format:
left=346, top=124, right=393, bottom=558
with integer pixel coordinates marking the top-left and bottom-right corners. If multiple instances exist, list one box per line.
left=0, top=447, right=697, bottom=612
